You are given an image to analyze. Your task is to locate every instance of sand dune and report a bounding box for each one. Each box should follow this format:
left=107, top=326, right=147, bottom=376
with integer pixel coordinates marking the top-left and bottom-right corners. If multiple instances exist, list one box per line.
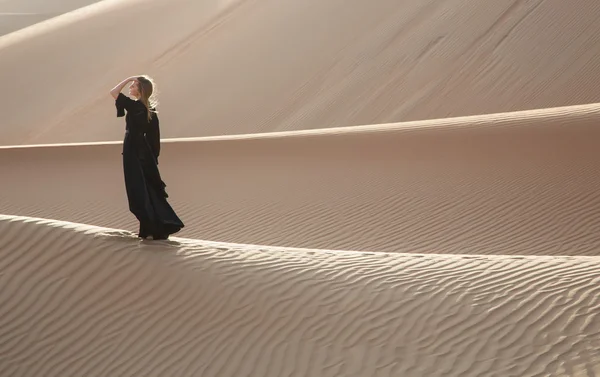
left=0, top=13, right=51, bottom=36
left=3, top=0, right=600, bottom=375
left=2, top=0, right=600, bottom=145
left=1, top=103, right=600, bottom=254
left=0, top=0, right=103, bottom=36
left=1, top=214, right=599, bottom=377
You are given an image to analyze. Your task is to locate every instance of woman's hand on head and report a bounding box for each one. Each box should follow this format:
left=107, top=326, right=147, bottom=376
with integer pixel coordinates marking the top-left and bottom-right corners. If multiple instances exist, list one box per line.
left=110, top=76, right=139, bottom=99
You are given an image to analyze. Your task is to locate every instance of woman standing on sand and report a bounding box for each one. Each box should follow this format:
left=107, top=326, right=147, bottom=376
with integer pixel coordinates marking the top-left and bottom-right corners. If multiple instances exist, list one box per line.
left=110, top=75, right=184, bottom=240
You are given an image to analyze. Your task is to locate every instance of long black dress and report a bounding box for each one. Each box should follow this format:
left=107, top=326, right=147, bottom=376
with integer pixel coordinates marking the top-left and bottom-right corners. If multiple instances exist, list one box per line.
left=116, top=92, right=184, bottom=239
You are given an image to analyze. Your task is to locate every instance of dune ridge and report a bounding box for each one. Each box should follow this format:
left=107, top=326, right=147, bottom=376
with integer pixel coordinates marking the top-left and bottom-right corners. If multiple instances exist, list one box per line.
left=1, top=214, right=599, bottom=377
left=1, top=104, right=599, bottom=254
left=0, top=0, right=104, bottom=37
left=3, top=0, right=600, bottom=374
left=2, top=0, right=600, bottom=145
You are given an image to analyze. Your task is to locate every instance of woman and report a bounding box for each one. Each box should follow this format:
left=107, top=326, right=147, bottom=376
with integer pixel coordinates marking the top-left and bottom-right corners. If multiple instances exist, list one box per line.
left=110, top=75, right=184, bottom=240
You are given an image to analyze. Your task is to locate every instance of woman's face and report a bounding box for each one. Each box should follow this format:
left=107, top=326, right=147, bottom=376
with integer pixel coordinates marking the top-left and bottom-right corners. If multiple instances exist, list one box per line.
left=129, top=81, right=140, bottom=98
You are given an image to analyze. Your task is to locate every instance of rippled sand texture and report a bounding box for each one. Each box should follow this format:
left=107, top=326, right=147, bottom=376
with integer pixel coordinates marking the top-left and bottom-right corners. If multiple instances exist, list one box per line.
left=1, top=104, right=599, bottom=254
left=2, top=0, right=600, bottom=375
left=1, top=215, right=599, bottom=377
left=2, top=0, right=600, bottom=144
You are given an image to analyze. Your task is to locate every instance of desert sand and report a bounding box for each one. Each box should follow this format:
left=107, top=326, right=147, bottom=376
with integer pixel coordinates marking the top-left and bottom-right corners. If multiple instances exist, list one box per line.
left=2, top=0, right=600, bottom=145
left=1, top=0, right=600, bottom=376
left=1, top=214, right=600, bottom=376
left=0, top=0, right=102, bottom=36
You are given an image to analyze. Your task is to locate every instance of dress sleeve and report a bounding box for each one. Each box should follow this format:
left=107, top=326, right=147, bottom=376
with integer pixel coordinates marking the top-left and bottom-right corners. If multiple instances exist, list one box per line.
left=115, top=92, right=136, bottom=117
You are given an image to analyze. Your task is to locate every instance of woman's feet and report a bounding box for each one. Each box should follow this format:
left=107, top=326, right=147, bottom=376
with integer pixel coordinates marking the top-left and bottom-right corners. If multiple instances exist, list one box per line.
left=137, top=232, right=169, bottom=241
left=138, top=235, right=168, bottom=240
left=138, top=222, right=169, bottom=240
left=138, top=223, right=149, bottom=239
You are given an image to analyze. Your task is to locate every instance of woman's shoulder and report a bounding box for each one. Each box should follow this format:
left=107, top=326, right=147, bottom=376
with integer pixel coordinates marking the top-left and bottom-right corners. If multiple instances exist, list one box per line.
left=116, top=93, right=145, bottom=108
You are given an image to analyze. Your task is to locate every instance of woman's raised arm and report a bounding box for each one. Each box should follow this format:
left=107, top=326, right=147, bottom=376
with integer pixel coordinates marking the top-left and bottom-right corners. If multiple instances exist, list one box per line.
left=110, top=76, right=137, bottom=99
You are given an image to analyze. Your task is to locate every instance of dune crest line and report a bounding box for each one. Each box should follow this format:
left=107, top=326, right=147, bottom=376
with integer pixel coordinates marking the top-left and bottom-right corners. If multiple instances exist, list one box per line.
left=1, top=104, right=599, bottom=254
left=2, top=0, right=600, bottom=144
left=2, top=0, right=600, bottom=375
left=1, top=214, right=599, bottom=377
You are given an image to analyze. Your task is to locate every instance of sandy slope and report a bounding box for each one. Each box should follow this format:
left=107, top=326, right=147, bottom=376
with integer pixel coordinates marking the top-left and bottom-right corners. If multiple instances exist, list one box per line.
left=2, top=0, right=600, bottom=145
left=1, top=214, right=599, bottom=377
left=1, top=104, right=600, bottom=254
left=0, top=0, right=102, bottom=36
left=0, top=13, right=51, bottom=36
left=2, top=0, right=600, bottom=375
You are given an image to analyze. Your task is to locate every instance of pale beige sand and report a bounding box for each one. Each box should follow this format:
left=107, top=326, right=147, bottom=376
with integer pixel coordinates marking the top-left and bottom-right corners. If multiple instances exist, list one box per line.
left=2, top=0, right=600, bottom=145
left=0, top=0, right=102, bottom=36
left=0, top=13, right=49, bottom=36
left=2, top=0, right=600, bottom=375
left=1, top=214, right=600, bottom=376
left=2, top=104, right=599, bottom=254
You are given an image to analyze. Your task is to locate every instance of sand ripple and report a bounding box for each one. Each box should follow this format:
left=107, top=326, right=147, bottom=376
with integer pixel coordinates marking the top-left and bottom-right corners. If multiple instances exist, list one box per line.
left=2, top=0, right=600, bottom=375
left=1, top=104, right=599, bottom=254
left=0, top=215, right=599, bottom=376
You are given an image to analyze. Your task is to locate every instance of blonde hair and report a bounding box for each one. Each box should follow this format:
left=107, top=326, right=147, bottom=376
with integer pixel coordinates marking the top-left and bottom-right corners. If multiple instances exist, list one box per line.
left=136, top=75, right=159, bottom=122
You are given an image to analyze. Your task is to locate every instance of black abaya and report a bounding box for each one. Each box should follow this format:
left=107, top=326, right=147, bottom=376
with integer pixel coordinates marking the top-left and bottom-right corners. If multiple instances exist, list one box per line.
left=116, top=93, right=184, bottom=239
